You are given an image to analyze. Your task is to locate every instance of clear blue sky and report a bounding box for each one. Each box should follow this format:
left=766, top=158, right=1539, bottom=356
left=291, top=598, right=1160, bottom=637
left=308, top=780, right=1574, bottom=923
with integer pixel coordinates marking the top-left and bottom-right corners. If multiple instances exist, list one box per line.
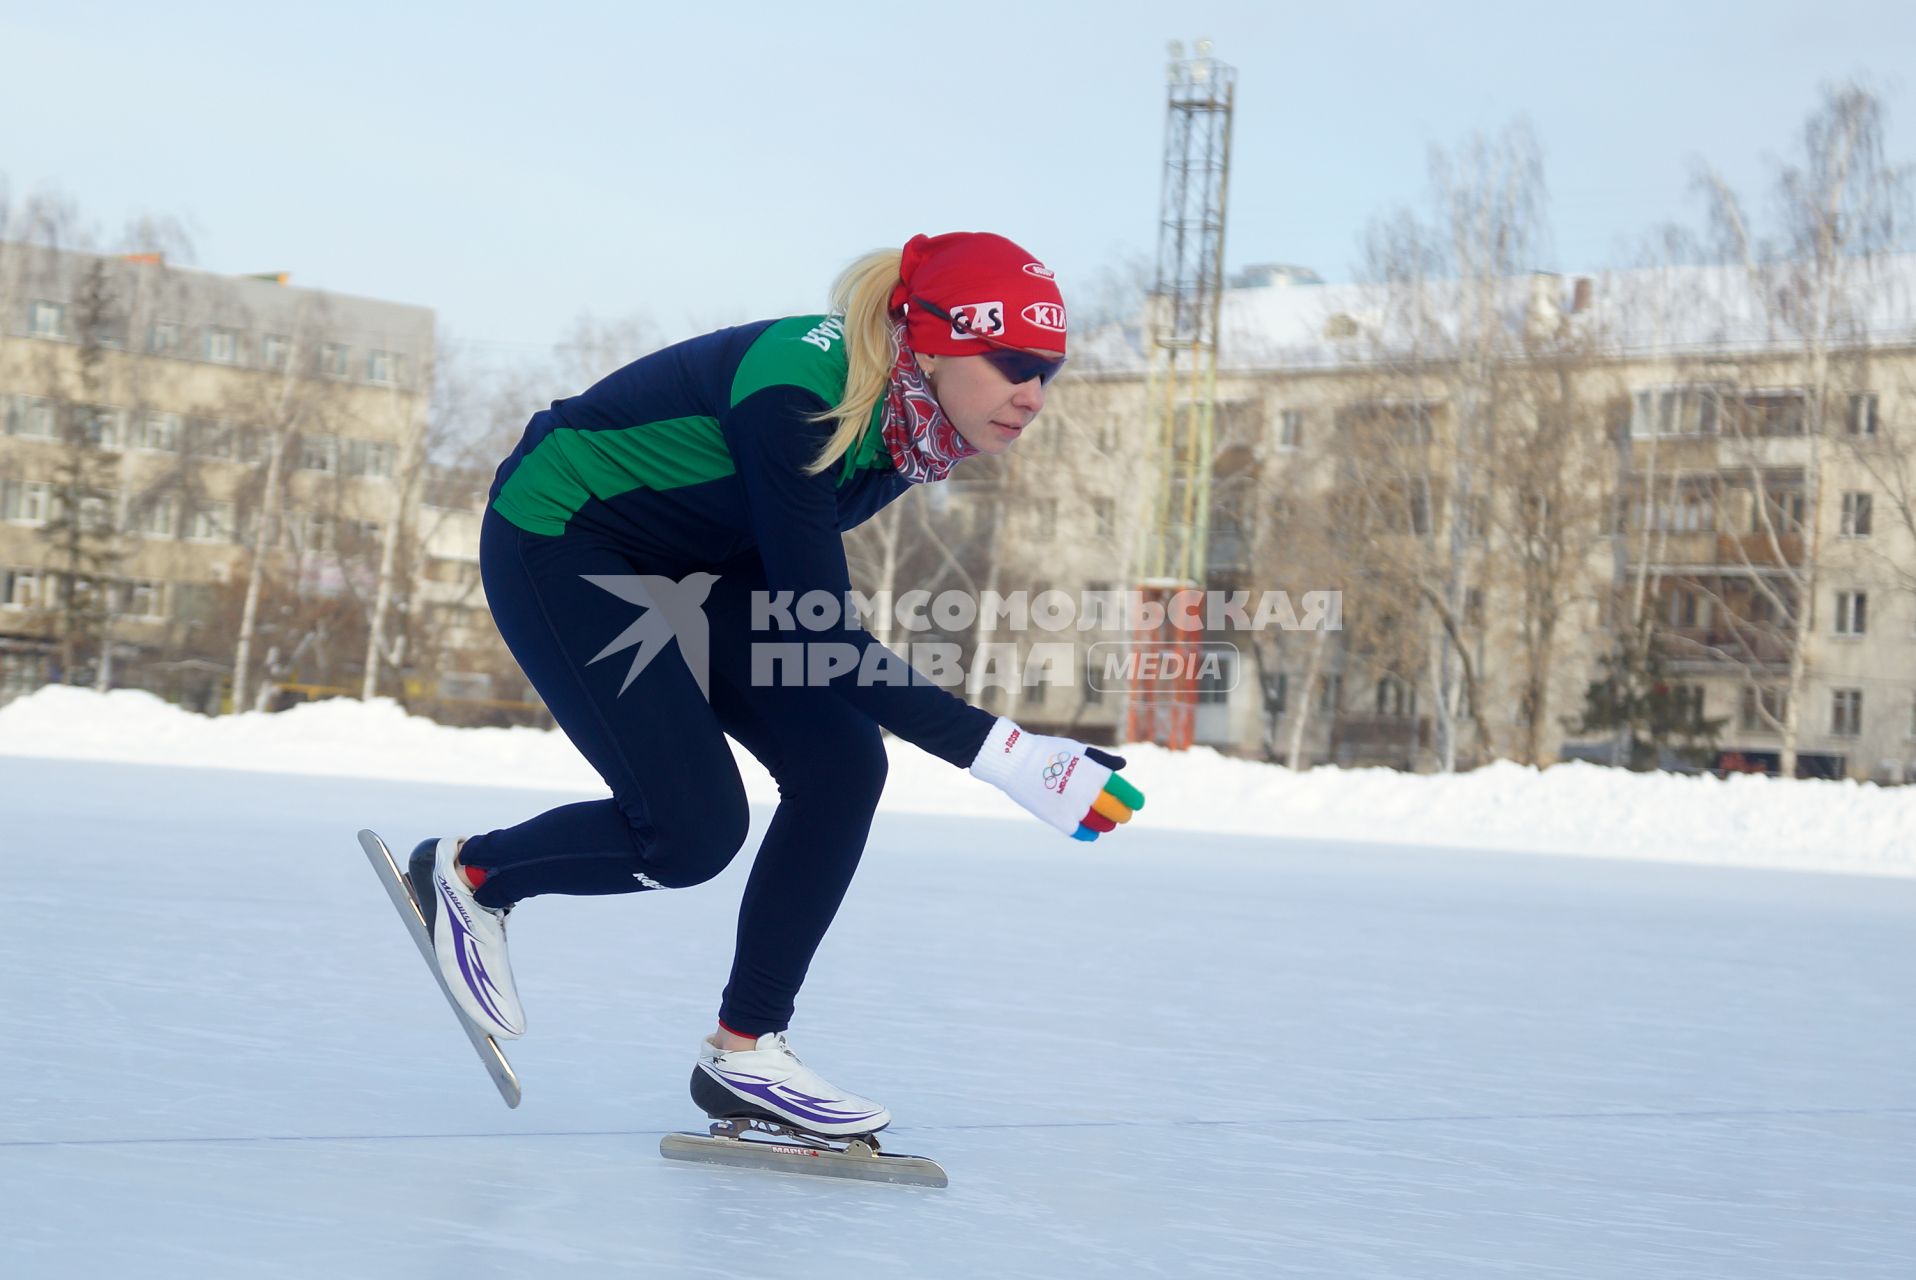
left=4, top=1, right=1911, bottom=364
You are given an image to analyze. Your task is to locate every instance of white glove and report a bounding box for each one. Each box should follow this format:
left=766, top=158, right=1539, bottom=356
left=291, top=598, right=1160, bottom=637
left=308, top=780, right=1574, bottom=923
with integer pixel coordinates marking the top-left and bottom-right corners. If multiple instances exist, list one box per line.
left=967, top=716, right=1145, bottom=841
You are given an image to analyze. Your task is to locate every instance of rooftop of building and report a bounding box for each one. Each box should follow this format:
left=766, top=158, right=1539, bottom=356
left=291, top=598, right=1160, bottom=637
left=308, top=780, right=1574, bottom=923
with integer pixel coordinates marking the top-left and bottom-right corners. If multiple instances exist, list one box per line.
left=1074, top=253, right=1916, bottom=374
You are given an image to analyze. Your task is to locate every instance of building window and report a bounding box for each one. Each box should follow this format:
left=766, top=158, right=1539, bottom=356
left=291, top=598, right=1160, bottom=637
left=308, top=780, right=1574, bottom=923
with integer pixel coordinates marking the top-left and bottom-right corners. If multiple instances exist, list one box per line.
left=435, top=558, right=480, bottom=589
left=0, top=649, right=45, bottom=697
left=1412, top=478, right=1436, bottom=536
left=1752, top=487, right=1806, bottom=536
left=1630, top=386, right=1720, bottom=437
left=1835, top=590, right=1868, bottom=637
left=1404, top=404, right=1434, bottom=444
left=173, top=583, right=216, bottom=626
left=1671, top=684, right=1707, bottom=723
left=1725, top=388, right=1807, bottom=437
left=1082, top=650, right=1104, bottom=705
left=1197, top=648, right=1235, bottom=705
left=1035, top=498, right=1057, bottom=540
left=1840, top=492, right=1873, bottom=538
left=1375, top=675, right=1416, bottom=718
left=341, top=438, right=396, bottom=478
left=342, top=518, right=383, bottom=549
left=1668, top=586, right=1712, bottom=630
left=130, top=495, right=178, bottom=540
left=1318, top=672, right=1343, bottom=714
left=148, top=320, right=181, bottom=355
left=91, top=312, right=129, bottom=348
left=0, top=567, right=44, bottom=609
left=1261, top=670, right=1289, bottom=715
left=205, top=328, right=240, bottom=365
left=1278, top=409, right=1303, bottom=449
left=238, top=426, right=272, bottom=465
left=1336, top=400, right=1434, bottom=444
left=56, top=492, right=117, bottom=536
left=192, top=419, right=237, bottom=460
left=319, top=343, right=350, bottom=377
left=261, top=335, right=291, bottom=372
left=78, top=405, right=125, bottom=449
left=1641, top=483, right=1716, bottom=534
left=1091, top=497, right=1115, bottom=540
left=1846, top=392, right=1879, bottom=437
left=282, top=511, right=335, bottom=553
left=28, top=300, right=67, bottom=339
left=299, top=433, right=339, bottom=473
left=1740, top=685, right=1787, bottom=732
left=7, top=396, right=59, bottom=440
left=1747, top=585, right=1797, bottom=626
left=1, top=480, right=55, bottom=525
left=1082, top=580, right=1117, bottom=631
left=129, top=411, right=181, bottom=452
left=367, top=350, right=402, bottom=384
left=187, top=502, right=235, bottom=543
left=117, top=580, right=166, bottom=619
left=1831, top=688, right=1863, bottom=737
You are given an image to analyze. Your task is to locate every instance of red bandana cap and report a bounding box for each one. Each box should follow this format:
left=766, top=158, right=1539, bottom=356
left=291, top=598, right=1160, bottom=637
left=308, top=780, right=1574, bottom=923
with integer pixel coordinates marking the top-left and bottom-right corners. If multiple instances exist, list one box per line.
left=888, top=232, right=1068, bottom=357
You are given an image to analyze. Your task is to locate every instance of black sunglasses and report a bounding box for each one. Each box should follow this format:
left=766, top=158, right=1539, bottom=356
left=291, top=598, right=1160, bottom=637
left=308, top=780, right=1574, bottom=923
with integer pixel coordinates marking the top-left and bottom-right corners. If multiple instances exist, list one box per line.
left=909, top=296, right=1067, bottom=387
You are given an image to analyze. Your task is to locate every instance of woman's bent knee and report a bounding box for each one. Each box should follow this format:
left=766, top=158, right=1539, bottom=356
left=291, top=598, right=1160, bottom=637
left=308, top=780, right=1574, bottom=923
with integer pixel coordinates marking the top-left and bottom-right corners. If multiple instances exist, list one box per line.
left=624, top=793, right=751, bottom=889
left=775, top=720, right=888, bottom=810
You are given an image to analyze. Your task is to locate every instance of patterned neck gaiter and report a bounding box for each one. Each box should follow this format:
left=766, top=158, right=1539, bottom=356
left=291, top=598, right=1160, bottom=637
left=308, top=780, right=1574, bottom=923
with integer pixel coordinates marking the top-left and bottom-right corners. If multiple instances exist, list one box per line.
left=881, top=319, right=979, bottom=484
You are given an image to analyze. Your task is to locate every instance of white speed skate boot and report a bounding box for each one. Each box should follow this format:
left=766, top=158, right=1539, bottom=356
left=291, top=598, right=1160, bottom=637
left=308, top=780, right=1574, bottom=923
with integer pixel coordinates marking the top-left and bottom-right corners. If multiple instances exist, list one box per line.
left=407, top=837, right=524, bottom=1041
left=691, top=1032, right=891, bottom=1137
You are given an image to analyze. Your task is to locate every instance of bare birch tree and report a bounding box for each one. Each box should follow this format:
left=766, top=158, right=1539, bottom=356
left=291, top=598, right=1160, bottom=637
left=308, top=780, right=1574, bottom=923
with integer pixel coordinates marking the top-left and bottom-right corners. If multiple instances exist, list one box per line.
left=1493, top=318, right=1618, bottom=765
left=1345, top=121, right=1551, bottom=769
left=1684, top=83, right=1907, bottom=775
left=225, top=298, right=350, bottom=711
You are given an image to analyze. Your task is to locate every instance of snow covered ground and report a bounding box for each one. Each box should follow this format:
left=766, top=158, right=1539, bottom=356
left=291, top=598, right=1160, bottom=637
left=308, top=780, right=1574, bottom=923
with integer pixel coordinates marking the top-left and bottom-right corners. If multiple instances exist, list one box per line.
left=3, top=740, right=1912, bottom=1277
left=2, top=685, right=1914, bottom=878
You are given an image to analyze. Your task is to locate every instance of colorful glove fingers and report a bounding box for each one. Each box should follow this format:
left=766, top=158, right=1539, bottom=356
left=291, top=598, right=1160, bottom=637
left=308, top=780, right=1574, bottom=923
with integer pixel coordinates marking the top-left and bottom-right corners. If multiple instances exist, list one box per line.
left=968, top=717, right=1147, bottom=842
left=1071, top=746, right=1146, bottom=841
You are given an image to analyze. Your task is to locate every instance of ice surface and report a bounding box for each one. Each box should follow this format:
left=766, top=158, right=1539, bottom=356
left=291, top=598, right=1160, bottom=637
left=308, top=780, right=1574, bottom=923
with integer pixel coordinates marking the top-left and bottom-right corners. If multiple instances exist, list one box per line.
left=3, top=754, right=1912, bottom=1278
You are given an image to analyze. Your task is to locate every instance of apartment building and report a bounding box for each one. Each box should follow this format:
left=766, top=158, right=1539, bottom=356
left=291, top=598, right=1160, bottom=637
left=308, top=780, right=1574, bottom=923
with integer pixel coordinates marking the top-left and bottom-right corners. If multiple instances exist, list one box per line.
left=1032, top=258, right=1916, bottom=779
left=0, top=242, right=434, bottom=709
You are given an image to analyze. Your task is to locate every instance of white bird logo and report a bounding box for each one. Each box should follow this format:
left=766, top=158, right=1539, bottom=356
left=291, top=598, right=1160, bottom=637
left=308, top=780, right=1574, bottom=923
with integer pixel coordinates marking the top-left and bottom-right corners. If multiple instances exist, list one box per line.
left=580, top=572, right=720, bottom=699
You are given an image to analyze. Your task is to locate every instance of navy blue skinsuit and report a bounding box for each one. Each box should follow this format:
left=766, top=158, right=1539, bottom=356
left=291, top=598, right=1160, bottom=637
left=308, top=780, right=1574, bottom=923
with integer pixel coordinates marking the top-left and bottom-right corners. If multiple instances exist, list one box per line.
left=461, top=315, right=994, bottom=1035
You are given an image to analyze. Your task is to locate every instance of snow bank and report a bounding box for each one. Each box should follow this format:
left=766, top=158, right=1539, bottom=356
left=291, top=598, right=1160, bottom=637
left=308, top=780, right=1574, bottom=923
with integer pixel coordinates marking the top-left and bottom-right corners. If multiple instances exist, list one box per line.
left=2, top=686, right=1910, bottom=877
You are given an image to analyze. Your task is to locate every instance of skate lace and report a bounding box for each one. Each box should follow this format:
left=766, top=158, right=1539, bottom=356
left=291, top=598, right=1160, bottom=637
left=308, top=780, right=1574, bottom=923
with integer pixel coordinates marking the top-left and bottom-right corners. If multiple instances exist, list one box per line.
left=759, top=1032, right=802, bottom=1065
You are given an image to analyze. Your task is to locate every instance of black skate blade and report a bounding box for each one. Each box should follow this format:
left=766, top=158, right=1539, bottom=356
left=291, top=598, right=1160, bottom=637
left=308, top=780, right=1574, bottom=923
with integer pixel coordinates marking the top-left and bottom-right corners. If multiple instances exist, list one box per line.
left=659, top=1130, right=948, bottom=1188
left=357, top=829, right=521, bottom=1109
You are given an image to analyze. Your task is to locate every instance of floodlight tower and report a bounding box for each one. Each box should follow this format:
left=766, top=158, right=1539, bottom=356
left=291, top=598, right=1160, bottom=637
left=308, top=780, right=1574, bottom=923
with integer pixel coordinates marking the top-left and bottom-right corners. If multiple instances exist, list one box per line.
left=1126, top=39, right=1236, bottom=749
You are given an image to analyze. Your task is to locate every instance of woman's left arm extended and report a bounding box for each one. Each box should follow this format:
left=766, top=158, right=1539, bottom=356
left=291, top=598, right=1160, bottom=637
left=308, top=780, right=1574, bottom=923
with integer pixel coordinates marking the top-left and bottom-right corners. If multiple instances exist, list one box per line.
left=722, top=386, right=1145, bottom=839
left=722, top=385, right=996, bottom=767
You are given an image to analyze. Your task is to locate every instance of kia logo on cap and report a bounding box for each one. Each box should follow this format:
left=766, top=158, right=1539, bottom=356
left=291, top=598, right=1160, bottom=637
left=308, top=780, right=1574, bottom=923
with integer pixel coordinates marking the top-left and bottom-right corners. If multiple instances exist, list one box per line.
left=1022, top=262, right=1056, bottom=279
left=1022, top=302, right=1067, bottom=332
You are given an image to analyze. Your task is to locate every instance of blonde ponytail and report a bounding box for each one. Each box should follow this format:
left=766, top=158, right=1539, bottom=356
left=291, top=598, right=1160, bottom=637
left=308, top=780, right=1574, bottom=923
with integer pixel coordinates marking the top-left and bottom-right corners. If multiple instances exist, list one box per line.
left=804, top=249, right=903, bottom=476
